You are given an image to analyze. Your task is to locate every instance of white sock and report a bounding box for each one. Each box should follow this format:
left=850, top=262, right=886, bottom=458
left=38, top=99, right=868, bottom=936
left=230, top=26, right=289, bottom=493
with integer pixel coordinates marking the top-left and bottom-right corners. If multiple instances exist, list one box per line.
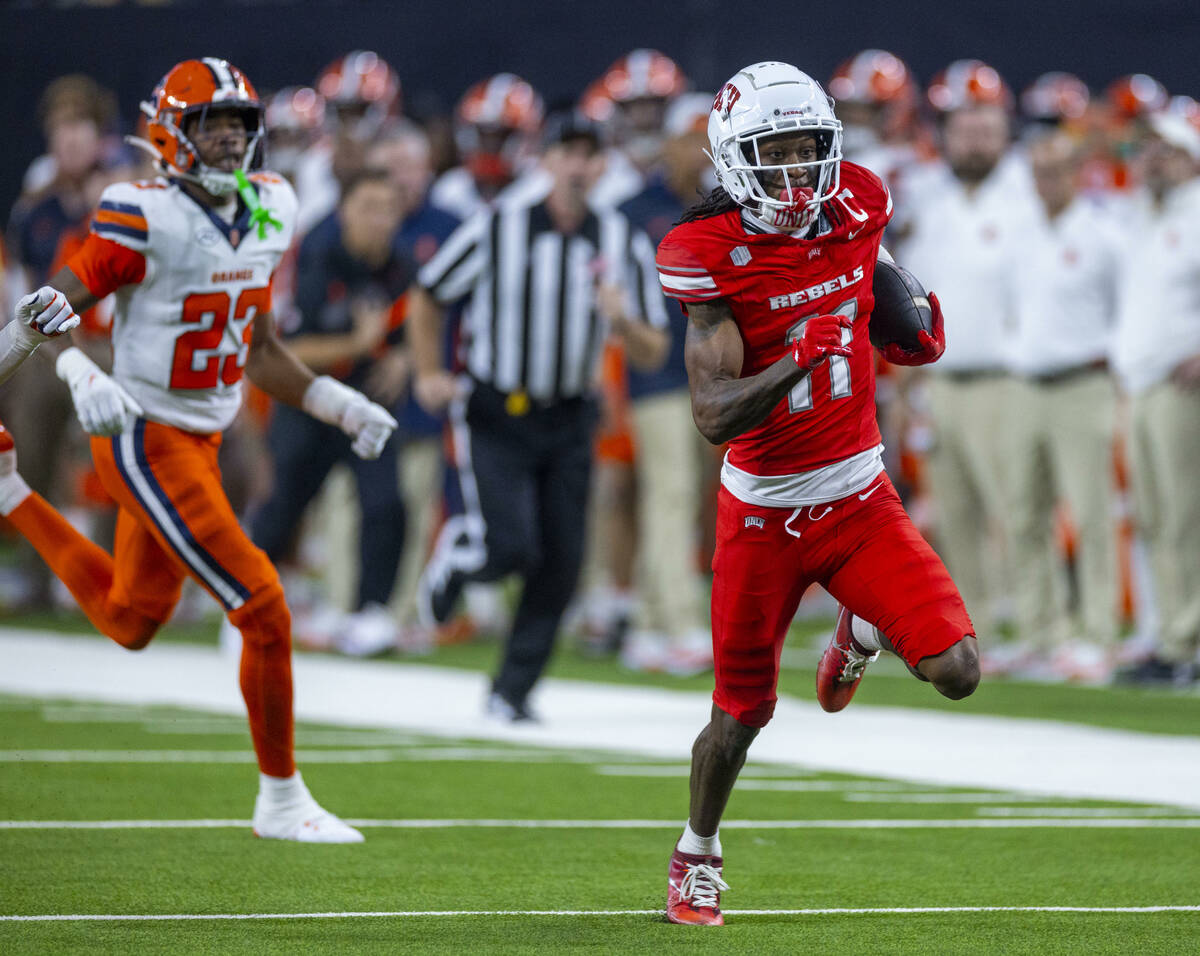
left=850, top=615, right=883, bottom=652
left=258, top=771, right=307, bottom=807
left=0, top=472, right=31, bottom=517
left=677, top=821, right=722, bottom=857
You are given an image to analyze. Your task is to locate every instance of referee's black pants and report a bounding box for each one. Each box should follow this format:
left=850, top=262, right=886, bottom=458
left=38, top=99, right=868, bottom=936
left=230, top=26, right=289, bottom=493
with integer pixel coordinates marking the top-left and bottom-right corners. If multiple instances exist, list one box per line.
left=456, top=382, right=595, bottom=707
left=250, top=403, right=405, bottom=610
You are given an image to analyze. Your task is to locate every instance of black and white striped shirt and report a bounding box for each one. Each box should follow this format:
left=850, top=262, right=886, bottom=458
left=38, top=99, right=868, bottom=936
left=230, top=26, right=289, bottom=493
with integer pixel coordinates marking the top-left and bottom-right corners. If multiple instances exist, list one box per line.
left=417, top=180, right=669, bottom=402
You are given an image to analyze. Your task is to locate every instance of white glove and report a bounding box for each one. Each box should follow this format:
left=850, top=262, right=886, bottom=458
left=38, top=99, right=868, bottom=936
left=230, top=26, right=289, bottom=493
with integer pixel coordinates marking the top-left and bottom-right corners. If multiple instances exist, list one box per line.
left=302, top=375, right=398, bottom=460
left=17, top=286, right=81, bottom=337
left=55, top=347, right=144, bottom=436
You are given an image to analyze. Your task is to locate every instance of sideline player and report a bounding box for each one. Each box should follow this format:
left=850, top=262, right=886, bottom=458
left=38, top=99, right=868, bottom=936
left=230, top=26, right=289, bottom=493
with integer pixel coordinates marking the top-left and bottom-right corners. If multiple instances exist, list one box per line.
left=655, top=62, right=979, bottom=925
left=0, top=59, right=397, bottom=842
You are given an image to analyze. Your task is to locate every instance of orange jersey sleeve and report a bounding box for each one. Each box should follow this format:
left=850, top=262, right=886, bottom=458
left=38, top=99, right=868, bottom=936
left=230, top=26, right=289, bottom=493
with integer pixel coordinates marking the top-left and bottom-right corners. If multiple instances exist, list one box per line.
left=66, top=233, right=147, bottom=300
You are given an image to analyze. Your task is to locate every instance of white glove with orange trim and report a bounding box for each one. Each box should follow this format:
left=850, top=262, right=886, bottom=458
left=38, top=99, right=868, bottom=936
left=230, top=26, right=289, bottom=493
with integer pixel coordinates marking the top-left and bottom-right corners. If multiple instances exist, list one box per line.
left=17, top=286, right=81, bottom=336
left=0, top=287, right=83, bottom=386
left=56, top=347, right=145, bottom=437
left=302, top=375, right=398, bottom=460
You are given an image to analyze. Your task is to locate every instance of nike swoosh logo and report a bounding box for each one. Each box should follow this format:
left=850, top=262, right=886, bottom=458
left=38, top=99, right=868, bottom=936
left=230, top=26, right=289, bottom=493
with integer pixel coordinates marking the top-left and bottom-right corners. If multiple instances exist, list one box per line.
left=848, top=227, right=863, bottom=239
left=858, top=484, right=882, bottom=501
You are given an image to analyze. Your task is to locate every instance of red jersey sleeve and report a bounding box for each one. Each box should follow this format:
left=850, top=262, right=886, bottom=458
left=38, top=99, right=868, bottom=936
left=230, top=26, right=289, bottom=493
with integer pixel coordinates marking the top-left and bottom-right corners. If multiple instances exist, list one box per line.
left=655, top=227, right=723, bottom=303
left=65, top=233, right=146, bottom=299
left=836, top=162, right=893, bottom=234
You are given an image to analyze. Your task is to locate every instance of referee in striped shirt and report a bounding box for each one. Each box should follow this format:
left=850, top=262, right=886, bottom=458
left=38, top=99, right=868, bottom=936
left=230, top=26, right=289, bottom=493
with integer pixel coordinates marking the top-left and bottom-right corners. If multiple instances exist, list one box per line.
left=408, top=114, right=670, bottom=721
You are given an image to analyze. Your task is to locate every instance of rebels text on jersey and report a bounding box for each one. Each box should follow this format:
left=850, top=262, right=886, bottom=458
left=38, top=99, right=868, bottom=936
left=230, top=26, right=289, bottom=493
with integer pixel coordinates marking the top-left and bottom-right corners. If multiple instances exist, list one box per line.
left=67, top=173, right=297, bottom=433
left=657, top=162, right=892, bottom=480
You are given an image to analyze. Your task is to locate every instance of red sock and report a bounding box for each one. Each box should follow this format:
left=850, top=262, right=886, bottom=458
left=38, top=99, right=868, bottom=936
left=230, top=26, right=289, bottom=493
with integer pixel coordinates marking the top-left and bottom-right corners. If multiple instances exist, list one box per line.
left=6, top=493, right=161, bottom=649
left=230, top=590, right=296, bottom=778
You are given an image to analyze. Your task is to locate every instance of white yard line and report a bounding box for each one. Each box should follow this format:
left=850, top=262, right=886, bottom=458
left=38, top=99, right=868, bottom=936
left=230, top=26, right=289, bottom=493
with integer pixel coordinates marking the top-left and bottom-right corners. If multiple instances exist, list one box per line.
left=0, top=747, right=580, bottom=764
left=3, top=629, right=1200, bottom=809
left=4, top=817, right=1200, bottom=830
left=3, top=906, right=1199, bottom=922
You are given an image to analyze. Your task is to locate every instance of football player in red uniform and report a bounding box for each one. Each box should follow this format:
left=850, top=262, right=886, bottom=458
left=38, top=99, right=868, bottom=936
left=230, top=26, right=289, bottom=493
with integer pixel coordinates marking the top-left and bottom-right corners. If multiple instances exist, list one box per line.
left=656, top=62, right=978, bottom=925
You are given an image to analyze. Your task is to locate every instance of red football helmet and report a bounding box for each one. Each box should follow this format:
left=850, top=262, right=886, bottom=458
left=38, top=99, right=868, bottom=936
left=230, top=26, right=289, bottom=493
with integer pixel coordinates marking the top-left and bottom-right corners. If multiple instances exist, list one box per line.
left=455, top=74, right=544, bottom=187
left=135, top=57, right=264, bottom=196
left=1105, top=74, right=1169, bottom=119
left=1021, top=72, right=1091, bottom=123
left=316, top=50, right=401, bottom=136
left=927, top=59, right=1012, bottom=113
left=580, top=49, right=689, bottom=124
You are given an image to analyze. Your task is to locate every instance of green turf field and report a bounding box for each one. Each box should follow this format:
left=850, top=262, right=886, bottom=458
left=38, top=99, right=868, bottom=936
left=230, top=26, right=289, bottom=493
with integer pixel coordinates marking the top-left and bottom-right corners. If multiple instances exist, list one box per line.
left=2, top=687, right=1198, bottom=954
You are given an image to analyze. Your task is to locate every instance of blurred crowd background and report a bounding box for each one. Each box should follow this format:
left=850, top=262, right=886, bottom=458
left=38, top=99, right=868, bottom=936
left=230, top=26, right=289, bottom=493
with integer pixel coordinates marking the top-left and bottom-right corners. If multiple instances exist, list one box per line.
left=2, top=1, right=1199, bottom=688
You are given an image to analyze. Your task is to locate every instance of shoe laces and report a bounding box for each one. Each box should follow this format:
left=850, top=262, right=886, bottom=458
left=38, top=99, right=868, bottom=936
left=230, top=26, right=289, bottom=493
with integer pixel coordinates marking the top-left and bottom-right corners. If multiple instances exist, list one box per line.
left=677, top=862, right=729, bottom=910
left=837, top=642, right=879, bottom=683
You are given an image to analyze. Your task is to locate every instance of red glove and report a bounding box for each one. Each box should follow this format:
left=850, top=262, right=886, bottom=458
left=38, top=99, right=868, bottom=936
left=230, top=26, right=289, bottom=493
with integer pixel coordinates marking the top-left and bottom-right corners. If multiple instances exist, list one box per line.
left=792, top=313, right=853, bottom=370
left=878, top=292, right=946, bottom=367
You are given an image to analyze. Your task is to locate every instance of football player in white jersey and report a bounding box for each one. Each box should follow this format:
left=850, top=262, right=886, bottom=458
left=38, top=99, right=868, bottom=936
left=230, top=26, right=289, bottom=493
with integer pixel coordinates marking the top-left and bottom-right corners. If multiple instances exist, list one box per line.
left=0, top=58, right=396, bottom=842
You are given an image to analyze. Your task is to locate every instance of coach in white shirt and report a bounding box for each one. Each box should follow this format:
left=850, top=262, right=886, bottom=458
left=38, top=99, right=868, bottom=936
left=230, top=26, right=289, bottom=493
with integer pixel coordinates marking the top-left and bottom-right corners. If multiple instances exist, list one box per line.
left=1006, top=131, right=1122, bottom=667
left=1111, top=113, right=1200, bottom=682
left=902, top=101, right=1037, bottom=631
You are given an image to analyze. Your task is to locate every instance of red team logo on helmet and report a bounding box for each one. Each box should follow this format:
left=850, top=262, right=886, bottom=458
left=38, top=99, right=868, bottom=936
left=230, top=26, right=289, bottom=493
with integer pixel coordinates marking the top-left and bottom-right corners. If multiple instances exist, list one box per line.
left=713, top=83, right=742, bottom=119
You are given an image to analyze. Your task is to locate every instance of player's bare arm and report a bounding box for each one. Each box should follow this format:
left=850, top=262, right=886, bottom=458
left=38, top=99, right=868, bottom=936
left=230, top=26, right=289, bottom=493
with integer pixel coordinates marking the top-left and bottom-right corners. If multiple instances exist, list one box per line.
left=596, top=282, right=670, bottom=372
left=407, top=284, right=458, bottom=413
left=685, top=298, right=848, bottom=445
left=244, top=308, right=315, bottom=406
left=47, top=267, right=101, bottom=317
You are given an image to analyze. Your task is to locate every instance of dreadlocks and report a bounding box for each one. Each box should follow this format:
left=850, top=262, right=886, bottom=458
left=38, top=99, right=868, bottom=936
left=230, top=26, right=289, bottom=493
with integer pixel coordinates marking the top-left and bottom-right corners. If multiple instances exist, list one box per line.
left=677, top=186, right=740, bottom=224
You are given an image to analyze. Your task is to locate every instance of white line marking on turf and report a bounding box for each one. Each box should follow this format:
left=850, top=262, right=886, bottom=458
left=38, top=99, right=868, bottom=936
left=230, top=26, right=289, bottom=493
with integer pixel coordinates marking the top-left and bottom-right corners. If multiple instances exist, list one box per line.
left=0, top=747, right=618, bottom=764
left=977, top=807, right=1193, bottom=818
left=0, top=750, right=413, bottom=764
left=844, top=792, right=1071, bottom=803
left=3, top=906, right=1199, bottom=922
left=5, top=818, right=1200, bottom=830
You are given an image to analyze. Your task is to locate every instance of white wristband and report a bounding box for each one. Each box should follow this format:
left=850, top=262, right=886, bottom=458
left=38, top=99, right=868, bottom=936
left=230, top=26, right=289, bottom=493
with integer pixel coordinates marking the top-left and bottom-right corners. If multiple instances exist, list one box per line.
left=301, top=374, right=360, bottom=429
left=55, top=346, right=103, bottom=388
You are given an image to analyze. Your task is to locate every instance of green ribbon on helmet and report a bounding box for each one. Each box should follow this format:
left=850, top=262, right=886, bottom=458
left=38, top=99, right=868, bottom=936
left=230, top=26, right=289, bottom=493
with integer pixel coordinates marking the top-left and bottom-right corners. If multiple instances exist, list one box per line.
left=233, top=169, right=284, bottom=240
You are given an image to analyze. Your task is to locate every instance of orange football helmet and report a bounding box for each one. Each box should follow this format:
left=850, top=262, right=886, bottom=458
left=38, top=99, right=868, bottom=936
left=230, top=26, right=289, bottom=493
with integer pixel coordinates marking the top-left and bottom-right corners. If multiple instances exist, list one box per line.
left=580, top=49, right=688, bottom=123
left=134, top=57, right=264, bottom=196
left=927, top=59, right=1012, bottom=113
left=455, top=74, right=544, bottom=188
left=316, top=50, right=400, bottom=136
left=264, top=86, right=326, bottom=134
left=457, top=73, right=544, bottom=133
left=1105, top=74, right=1168, bottom=120
left=1167, top=94, right=1200, bottom=131
left=829, top=50, right=915, bottom=107
left=1021, top=72, right=1091, bottom=123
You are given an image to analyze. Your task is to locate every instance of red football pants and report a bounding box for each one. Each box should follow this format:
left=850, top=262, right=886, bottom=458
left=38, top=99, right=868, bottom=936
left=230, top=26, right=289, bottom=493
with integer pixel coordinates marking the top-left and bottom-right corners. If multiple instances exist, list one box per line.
left=710, top=473, right=973, bottom=727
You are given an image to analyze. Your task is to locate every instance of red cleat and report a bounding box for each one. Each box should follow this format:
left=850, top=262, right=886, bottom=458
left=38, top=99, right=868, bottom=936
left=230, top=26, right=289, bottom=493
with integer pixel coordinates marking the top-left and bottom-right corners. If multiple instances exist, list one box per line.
left=815, top=605, right=880, bottom=713
left=666, top=848, right=728, bottom=925
left=0, top=421, right=13, bottom=454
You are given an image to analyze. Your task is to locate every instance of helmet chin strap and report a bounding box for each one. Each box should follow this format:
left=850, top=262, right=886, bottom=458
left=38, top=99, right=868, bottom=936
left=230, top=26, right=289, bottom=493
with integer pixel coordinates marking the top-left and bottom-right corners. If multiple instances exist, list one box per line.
left=198, top=169, right=240, bottom=198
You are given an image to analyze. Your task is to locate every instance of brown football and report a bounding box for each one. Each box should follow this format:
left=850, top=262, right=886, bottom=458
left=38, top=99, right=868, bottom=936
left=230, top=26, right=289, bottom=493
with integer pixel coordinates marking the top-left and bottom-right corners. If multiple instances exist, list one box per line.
left=869, top=260, right=933, bottom=352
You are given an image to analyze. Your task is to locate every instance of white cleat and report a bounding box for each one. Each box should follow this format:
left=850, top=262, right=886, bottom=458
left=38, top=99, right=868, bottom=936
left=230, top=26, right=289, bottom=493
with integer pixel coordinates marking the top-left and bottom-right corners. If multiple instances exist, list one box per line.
left=252, top=796, right=364, bottom=844
left=252, top=772, right=364, bottom=843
